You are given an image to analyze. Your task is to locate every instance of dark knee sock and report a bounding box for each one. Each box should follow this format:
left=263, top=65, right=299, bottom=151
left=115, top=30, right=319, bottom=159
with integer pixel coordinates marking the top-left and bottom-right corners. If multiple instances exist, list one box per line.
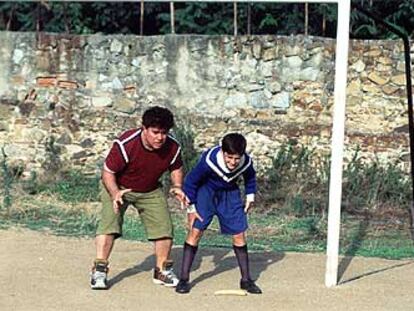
left=180, top=242, right=198, bottom=281
left=233, top=244, right=251, bottom=281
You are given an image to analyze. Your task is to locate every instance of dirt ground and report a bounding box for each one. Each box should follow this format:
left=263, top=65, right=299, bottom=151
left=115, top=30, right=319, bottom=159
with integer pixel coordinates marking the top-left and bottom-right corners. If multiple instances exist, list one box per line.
left=1, top=228, right=414, bottom=311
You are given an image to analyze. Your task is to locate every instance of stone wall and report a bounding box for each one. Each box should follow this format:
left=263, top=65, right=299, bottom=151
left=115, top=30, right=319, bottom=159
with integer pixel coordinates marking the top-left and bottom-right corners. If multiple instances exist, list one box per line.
left=0, top=31, right=411, bottom=179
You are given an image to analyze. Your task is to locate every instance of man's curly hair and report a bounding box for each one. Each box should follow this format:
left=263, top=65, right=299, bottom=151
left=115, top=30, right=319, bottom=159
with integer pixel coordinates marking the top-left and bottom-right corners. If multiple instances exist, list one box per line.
left=142, top=106, right=174, bottom=130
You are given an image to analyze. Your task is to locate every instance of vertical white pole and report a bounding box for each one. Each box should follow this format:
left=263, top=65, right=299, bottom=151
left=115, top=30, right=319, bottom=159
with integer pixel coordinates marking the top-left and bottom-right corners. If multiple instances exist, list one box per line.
left=325, top=0, right=351, bottom=288
left=170, top=2, right=175, bottom=34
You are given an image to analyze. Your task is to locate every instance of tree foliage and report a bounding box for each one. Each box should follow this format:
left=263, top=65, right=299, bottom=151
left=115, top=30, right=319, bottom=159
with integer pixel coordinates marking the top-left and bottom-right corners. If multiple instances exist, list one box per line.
left=158, top=2, right=233, bottom=35
left=0, top=1, right=413, bottom=39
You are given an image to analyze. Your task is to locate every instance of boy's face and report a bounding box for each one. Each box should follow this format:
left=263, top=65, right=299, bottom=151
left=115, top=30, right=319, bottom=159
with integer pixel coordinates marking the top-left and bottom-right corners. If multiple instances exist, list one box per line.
left=223, top=152, right=242, bottom=171
left=142, top=126, right=168, bottom=150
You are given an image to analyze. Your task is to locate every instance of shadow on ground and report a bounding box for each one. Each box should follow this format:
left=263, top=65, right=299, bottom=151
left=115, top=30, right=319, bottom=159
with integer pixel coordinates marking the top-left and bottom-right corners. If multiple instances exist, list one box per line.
left=109, top=246, right=284, bottom=289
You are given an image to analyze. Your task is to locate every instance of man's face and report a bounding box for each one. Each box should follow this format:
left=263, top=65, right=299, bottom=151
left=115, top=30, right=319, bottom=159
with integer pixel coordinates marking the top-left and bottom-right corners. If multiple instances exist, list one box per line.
left=223, top=152, right=242, bottom=171
left=142, top=126, right=168, bottom=150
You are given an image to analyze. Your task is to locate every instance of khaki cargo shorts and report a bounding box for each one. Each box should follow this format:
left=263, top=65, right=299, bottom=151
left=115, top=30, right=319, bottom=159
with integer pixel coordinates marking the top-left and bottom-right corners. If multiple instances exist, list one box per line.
left=96, top=187, right=173, bottom=240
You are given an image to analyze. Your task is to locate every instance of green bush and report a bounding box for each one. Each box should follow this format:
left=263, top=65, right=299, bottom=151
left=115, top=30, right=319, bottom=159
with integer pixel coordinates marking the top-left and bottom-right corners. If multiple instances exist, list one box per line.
left=0, top=147, right=13, bottom=210
left=161, top=122, right=199, bottom=191
left=262, top=143, right=329, bottom=216
left=342, top=149, right=411, bottom=212
left=262, top=143, right=411, bottom=217
left=172, top=122, right=199, bottom=173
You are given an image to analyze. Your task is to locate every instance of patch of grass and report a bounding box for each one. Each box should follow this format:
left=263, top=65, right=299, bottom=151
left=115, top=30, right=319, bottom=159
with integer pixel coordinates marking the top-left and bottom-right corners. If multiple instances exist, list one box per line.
left=4, top=195, right=412, bottom=259
left=0, top=196, right=97, bottom=236
left=339, top=214, right=414, bottom=259
left=38, top=171, right=101, bottom=203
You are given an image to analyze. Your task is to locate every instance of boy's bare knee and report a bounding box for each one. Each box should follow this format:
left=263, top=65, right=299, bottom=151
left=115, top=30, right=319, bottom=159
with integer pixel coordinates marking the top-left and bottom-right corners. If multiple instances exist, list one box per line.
left=232, top=232, right=246, bottom=246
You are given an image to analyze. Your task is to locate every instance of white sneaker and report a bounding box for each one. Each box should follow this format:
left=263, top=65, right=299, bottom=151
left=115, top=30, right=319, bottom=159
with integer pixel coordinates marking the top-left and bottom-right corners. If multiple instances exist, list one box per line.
left=90, top=262, right=109, bottom=290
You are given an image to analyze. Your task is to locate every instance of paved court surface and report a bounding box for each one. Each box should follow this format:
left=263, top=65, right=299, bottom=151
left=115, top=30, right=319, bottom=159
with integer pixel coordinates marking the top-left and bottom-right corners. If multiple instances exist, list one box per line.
left=1, top=228, right=413, bottom=311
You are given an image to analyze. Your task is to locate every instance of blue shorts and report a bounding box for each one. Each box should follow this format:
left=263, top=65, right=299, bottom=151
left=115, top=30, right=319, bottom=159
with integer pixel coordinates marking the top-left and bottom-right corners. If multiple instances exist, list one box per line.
left=193, top=185, right=248, bottom=235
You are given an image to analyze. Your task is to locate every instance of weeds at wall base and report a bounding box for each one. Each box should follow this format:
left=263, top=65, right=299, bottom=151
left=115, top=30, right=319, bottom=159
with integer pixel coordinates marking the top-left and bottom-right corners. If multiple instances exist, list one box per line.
left=1, top=147, right=13, bottom=212
left=1, top=194, right=413, bottom=260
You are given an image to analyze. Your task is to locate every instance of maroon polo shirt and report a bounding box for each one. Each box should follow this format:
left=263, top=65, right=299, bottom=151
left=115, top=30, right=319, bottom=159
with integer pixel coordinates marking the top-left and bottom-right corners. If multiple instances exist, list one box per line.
left=104, top=129, right=182, bottom=192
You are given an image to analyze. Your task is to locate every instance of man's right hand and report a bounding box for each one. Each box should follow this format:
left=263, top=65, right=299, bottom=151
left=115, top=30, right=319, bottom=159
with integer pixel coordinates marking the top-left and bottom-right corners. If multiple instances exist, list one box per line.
left=112, top=188, right=132, bottom=214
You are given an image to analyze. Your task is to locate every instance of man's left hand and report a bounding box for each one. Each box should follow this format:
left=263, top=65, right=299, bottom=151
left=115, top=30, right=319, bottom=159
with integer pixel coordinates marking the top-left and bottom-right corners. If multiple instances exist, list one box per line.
left=169, top=187, right=190, bottom=207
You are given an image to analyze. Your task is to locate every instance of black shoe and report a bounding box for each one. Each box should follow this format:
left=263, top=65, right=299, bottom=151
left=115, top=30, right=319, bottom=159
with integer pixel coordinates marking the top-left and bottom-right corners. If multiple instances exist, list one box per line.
left=175, top=279, right=191, bottom=294
left=240, top=279, right=262, bottom=294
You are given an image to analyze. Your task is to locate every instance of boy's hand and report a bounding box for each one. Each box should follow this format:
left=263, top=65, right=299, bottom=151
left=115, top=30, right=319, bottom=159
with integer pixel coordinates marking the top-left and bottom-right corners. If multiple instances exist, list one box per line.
left=187, top=205, right=203, bottom=229
left=112, top=188, right=132, bottom=214
left=244, top=201, right=254, bottom=214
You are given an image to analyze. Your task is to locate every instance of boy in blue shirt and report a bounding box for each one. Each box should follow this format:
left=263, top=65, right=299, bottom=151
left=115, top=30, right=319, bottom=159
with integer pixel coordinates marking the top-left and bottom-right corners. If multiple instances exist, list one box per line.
left=175, top=133, right=262, bottom=294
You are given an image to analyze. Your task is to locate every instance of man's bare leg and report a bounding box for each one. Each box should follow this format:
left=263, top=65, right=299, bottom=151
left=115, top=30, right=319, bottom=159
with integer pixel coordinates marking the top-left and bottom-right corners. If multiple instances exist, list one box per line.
left=152, top=238, right=178, bottom=286
left=91, top=234, right=114, bottom=289
left=154, top=238, right=172, bottom=269
left=95, top=234, right=115, bottom=260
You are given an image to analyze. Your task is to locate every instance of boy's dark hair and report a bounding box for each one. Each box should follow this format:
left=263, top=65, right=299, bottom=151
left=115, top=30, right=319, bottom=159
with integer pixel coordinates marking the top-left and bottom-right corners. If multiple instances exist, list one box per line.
left=221, top=133, right=247, bottom=155
left=142, top=106, right=174, bottom=130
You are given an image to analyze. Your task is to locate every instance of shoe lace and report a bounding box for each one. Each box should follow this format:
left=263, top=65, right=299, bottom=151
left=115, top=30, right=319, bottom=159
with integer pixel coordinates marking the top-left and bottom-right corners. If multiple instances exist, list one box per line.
left=94, top=271, right=106, bottom=279
left=93, top=270, right=107, bottom=281
left=163, top=267, right=177, bottom=281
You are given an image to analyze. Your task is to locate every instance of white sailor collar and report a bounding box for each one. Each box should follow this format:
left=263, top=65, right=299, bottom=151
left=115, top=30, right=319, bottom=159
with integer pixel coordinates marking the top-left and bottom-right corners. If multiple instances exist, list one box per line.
left=205, top=146, right=252, bottom=182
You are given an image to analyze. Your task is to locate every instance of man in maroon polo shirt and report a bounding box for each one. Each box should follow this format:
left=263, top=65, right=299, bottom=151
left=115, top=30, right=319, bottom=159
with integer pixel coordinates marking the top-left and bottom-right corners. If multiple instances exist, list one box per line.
left=90, top=106, right=187, bottom=290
